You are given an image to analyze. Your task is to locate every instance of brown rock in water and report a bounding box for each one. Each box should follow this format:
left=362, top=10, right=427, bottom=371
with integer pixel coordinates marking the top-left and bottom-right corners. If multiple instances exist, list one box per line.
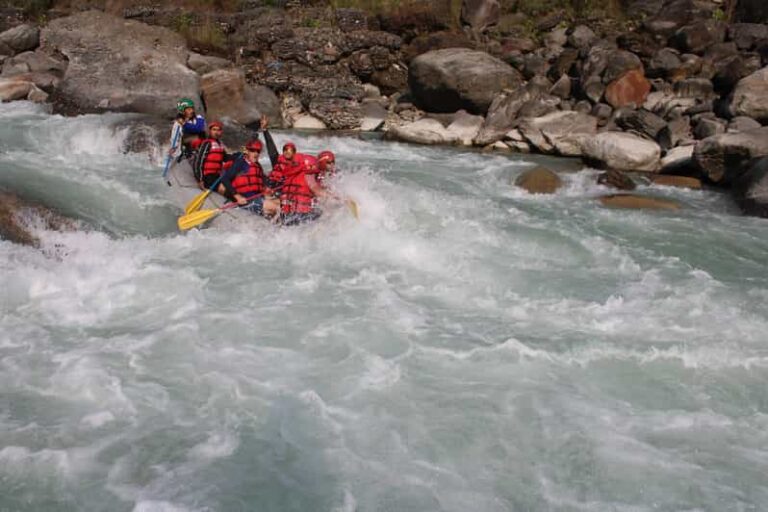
left=604, top=69, right=651, bottom=108
left=599, top=194, right=681, bottom=210
left=0, top=191, right=77, bottom=247
left=651, top=175, right=702, bottom=189
left=514, top=166, right=563, bottom=194
left=597, top=169, right=637, bottom=190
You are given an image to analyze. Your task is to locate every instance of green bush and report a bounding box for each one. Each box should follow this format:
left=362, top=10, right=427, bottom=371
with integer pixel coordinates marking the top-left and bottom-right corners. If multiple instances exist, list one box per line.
left=4, top=0, right=54, bottom=18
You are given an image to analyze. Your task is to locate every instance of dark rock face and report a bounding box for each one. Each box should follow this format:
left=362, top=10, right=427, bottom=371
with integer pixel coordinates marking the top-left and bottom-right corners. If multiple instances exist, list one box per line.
left=409, top=48, right=522, bottom=114
left=41, top=11, right=199, bottom=115
left=732, top=157, right=768, bottom=218
left=734, top=0, right=768, bottom=24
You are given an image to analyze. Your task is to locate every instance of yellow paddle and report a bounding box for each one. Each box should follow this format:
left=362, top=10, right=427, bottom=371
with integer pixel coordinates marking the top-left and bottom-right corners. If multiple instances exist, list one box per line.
left=346, top=199, right=359, bottom=220
left=178, top=201, right=241, bottom=231
left=184, top=174, right=224, bottom=214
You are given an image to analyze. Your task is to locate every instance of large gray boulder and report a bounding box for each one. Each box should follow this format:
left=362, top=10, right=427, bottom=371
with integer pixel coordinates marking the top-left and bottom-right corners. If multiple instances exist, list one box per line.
left=693, top=127, right=768, bottom=183
left=733, top=157, right=768, bottom=218
left=729, top=66, right=768, bottom=123
left=201, top=69, right=280, bottom=127
left=0, top=24, right=39, bottom=54
left=409, top=48, right=522, bottom=114
left=582, top=132, right=662, bottom=172
left=517, top=111, right=598, bottom=156
left=40, top=11, right=199, bottom=114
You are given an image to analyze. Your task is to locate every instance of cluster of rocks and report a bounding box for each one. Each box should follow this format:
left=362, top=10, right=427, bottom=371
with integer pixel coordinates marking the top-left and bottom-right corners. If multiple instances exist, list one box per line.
left=0, top=0, right=766, bottom=217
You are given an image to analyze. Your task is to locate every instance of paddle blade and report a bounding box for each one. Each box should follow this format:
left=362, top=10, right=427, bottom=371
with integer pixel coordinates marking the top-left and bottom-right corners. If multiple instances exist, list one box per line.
left=184, top=189, right=211, bottom=215
left=346, top=199, right=359, bottom=220
left=177, top=208, right=221, bottom=231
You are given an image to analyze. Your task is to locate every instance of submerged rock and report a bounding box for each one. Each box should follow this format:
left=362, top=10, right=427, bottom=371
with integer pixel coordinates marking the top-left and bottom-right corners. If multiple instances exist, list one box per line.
left=598, top=194, right=681, bottom=210
left=651, top=175, right=702, bottom=189
left=0, top=191, right=77, bottom=247
left=514, top=166, right=562, bottom=194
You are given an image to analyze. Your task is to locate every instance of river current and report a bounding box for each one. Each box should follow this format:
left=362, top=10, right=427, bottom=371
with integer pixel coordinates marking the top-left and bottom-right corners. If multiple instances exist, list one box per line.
left=2, top=102, right=768, bottom=512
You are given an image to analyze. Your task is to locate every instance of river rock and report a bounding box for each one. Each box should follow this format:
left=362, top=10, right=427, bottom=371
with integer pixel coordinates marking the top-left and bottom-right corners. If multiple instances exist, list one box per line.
left=292, top=114, right=327, bottom=130
left=359, top=100, right=387, bottom=131
left=693, top=117, right=726, bottom=140
left=388, top=117, right=451, bottom=145
left=201, top=69, right=280, bottom=127
left=460, top=0, right=500, bottom=32
left=409, top=48, right=522, bottom=114
left=597, top=169, right=636, bottom=190
left=309, top=97, right=363, bottom=130
left=0, top=191, right=76, bottom=247
left=583, top=132, right=661, bottom=172
left=0, top=77, right=31, bottom=101
left=614, top=108, right=667, bottom=140
left=647, top=47, right=682, bottom=79
left=729, top=66, right=768, bottom=123
left=660, top=145, right=695, bottom=172
left=732, top=156, right=768, bottom=217
left=187, top=52, right=231, bottom=75
left=2, top=50, right=67, bottom=77
left=693, top=127, right=768, bottom=183
left=651, top=174, right=701, bottom=189
left=604, top=68, right=651, bottom=108
left=728, top=24, right=768, bottom=51
left=643, top=0, right=699, bottom=37
left=444, top=110, right=484, bottom=146
left=568, top=25, right=597, bottom=50
left=41, top=11, right=199, bottom=114
left=728, top=116, right=762, bottom=133
left=514, top=166, right=562, bottom=194
left=599, top=194, right=680, bottom=210
left=517, top=111, right=598, bottom=156
left=474, top=83, right=537, bottom=145
left=670, top=20, right=726, bottom=55
left=0, top=24, right=39, bottom=54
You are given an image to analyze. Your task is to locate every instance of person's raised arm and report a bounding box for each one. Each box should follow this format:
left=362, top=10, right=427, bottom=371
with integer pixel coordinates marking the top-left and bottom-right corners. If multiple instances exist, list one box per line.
left=261, top=115, right=279, bottom=167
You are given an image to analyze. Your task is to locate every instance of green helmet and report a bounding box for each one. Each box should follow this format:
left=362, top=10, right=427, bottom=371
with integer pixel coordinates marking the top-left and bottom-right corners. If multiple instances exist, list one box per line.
left=176, top=98, right=195, bottom=113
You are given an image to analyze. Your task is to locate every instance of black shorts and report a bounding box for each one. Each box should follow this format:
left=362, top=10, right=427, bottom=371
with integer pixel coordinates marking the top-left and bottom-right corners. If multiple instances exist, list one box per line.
left=201, top=174, right=219, bottom=189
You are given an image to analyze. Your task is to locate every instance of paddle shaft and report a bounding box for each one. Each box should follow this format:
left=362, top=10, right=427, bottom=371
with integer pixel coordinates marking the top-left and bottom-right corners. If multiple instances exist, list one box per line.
left=163, top=124, right=182, bottom=180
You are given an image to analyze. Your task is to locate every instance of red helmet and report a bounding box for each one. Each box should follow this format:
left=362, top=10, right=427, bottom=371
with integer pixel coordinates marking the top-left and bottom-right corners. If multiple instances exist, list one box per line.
left=317, top=150, right=335, bottom=171
left=283, top=142, right=296, bottom=153
left=209, top=121, right=223, bottom=130
left=245, top=139, right=263, bottom=152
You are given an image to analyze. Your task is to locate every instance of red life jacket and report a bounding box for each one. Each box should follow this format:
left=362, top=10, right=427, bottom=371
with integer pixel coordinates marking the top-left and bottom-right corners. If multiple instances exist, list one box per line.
left=274, top=153, right=318, bottom=214
left=232, top=160, right=265, bottom=196
left=201, top=139, right=226, bottom=177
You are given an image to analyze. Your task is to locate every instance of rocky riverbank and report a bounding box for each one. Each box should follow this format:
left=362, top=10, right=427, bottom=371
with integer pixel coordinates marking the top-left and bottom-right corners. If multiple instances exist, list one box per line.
left=0, top=0, right=766, bottom=217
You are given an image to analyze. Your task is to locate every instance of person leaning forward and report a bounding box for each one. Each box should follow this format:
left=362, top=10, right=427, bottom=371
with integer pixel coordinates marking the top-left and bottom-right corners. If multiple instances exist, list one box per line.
left=218, top=138, right=280, bottom=217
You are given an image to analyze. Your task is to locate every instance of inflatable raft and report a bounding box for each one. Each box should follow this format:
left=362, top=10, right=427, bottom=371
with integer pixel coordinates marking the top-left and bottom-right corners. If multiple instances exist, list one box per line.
left=166, top=158, right=266, bottom=230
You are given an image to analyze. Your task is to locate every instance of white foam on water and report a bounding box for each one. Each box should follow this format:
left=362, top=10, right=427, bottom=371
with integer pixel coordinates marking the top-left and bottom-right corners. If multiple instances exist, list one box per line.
left=2, top=107, right=768, bottom=511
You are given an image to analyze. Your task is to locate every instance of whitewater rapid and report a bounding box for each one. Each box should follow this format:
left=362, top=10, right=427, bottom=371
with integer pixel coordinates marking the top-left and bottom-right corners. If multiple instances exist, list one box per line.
left=2, top=101, right=768, bottom=512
